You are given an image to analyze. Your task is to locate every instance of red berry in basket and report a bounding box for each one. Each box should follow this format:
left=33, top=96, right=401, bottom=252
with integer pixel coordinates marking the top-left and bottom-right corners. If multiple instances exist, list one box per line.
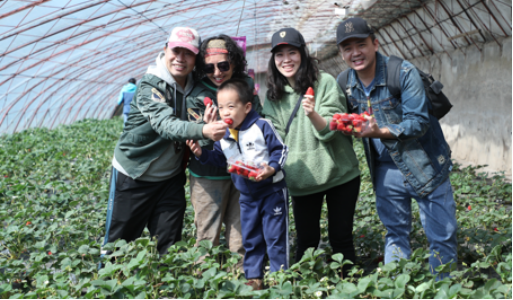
left=305, top=87, right=314, bottom=96
left=329, top=121, right=337, bottom=131
left=337, top=123, right=345, bottom=131
left=203, top=97, right=213, bottom=106
left=228, top=165, right=236, bottom=173
left=224, top=118, right=233, bottom=125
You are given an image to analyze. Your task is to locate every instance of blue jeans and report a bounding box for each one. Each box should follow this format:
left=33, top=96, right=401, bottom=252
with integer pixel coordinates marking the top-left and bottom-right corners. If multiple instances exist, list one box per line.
left=375, top=162, right=457, bottom=275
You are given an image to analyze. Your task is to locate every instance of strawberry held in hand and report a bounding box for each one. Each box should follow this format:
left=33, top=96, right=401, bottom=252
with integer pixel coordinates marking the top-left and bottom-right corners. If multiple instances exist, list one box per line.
left=305, top=87, right=314, bottom=97
left=224, top=118, right=233, bottom=125
left=330, top=112, right=369, bottom=134
left=203, top=97, right=213, bottom=106
left=226, top=159, right=263, bottom=181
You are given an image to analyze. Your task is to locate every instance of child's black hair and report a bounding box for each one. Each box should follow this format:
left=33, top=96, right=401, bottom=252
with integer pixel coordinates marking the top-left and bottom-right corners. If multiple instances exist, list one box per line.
left=217, top=78, right=252, bottom=105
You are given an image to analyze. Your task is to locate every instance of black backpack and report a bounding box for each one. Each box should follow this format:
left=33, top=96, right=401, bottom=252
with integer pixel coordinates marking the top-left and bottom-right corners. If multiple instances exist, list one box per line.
left=337, top=55, right=452, bottom=119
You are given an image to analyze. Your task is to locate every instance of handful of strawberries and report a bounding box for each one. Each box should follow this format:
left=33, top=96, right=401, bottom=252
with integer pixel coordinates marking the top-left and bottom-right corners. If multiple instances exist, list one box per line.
left=330, top=112, right=370, bottom=134
left=227, top=158, right=264, bottom=181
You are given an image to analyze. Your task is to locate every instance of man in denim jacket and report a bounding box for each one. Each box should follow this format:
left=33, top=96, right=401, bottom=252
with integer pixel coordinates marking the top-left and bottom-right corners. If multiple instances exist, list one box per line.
left=336, top=17, right=457, bottom=277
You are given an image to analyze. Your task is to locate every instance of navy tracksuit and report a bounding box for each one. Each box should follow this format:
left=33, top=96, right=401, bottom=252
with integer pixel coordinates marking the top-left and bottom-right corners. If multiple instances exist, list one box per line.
left=198, top=109, right=289, bottom=279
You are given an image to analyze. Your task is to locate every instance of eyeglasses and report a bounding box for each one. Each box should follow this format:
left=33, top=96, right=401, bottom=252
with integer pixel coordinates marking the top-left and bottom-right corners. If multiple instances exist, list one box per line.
left=203, top=61, right=230, bottom=74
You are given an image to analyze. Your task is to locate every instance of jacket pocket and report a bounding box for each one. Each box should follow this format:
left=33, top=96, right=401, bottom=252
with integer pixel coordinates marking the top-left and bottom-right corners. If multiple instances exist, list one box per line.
left=379, top=96, right=402, bottom=124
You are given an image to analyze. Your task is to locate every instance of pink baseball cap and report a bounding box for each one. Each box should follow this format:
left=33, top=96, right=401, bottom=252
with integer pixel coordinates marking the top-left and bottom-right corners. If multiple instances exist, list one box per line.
left=168, top=27, right=200, bottom=55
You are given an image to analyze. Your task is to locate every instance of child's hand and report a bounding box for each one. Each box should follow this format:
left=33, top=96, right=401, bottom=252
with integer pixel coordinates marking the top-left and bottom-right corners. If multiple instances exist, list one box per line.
left=203, top=104, right=218, bottom=124
left=255, top=162, right=275, bottom=182
left=301, top=95, right=315, bottom=116
left=186, top=140, right=202, bottom=157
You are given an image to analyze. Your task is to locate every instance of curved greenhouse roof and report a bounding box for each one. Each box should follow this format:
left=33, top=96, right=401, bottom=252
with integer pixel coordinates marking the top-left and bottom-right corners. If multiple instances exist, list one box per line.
left=0, top=0, right=510, bottom=133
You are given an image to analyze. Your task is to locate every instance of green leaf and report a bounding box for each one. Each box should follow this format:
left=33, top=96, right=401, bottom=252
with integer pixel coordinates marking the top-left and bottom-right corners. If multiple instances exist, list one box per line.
left=199, top=239, right=213, bottom=250
left=394, top=274, right=410, bottom=289
left=278, top=281, right=293, bottom=295
left=448, top=283, right=461, bottom=298
left=332, top=253, right=344, bottom=264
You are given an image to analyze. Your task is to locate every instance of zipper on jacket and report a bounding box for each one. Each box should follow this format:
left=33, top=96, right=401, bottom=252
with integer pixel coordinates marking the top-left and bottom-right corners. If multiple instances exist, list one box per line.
left=234, top=131, right=254, bottom=195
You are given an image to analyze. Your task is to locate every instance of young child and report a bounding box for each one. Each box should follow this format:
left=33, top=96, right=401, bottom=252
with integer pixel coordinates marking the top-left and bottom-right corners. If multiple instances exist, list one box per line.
left=186, top=78, right=289, bottom=290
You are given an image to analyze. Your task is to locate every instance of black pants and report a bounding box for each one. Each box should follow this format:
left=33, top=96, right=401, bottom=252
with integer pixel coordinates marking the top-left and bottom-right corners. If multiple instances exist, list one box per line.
left=292, top=176, right=361, bottom=266
left=105, top=170, right=187, bottom=255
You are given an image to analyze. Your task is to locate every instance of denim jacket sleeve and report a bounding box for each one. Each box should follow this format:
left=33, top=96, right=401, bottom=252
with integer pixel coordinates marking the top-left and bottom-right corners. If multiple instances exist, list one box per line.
left=386, top=63, right=430, bottom=141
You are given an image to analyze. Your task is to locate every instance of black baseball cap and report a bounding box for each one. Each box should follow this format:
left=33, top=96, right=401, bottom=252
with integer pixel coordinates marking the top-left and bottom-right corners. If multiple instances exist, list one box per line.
left=336, top=17, right=373, bottom=45
left=271, top=28, right=305, bottom=52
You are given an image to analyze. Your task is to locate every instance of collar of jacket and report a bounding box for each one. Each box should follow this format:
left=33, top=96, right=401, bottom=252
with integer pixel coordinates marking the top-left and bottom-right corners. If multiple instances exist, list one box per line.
left=222, top=109, right=260, bottom=140
left=201, top=78, right=218, bottom=92
left=349, top=51, right=388, bottom=91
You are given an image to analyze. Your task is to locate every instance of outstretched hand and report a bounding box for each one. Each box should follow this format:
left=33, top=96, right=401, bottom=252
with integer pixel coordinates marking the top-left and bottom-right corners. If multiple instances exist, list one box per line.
left=186, top=140, right=202, bottom=157
left=202, top=121, right=228, bottom=141
left=255, top=162, right=276, bottom=182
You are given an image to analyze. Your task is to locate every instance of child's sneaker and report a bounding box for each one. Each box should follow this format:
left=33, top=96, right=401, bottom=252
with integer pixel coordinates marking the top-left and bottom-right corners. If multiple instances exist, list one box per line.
left=245, top=278, right=263, bottom=290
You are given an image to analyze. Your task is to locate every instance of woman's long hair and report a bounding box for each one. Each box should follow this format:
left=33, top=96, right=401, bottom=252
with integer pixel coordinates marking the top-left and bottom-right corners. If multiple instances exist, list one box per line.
left=266, top=44, right=319, bottom=102
left=195, top=35, right=247, bottom=81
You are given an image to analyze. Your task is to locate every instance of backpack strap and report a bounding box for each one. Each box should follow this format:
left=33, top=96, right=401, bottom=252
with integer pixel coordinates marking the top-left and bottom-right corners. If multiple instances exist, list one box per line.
left=387, top=55, right=403, bottom=100
left=336, top=69, right=350, bottom=99
left=336, top=69, right=353, bottom=113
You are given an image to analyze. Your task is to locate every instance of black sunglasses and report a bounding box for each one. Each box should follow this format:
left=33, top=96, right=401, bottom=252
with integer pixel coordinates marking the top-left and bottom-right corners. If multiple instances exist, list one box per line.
left=203, top=61, right=230, bottom=74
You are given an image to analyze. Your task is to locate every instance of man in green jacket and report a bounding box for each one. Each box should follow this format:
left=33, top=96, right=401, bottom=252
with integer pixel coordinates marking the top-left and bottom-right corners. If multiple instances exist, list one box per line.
left=102, top=27, right=228, bottom=256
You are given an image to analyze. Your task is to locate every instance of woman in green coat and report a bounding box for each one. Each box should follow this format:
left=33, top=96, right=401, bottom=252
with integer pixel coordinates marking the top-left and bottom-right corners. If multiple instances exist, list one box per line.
left=262, top=28, right=360, bottom=275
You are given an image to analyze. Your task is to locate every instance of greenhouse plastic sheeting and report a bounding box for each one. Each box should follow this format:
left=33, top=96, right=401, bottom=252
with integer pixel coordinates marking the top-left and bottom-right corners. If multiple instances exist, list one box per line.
left=0, top=0, right=510, bottom=133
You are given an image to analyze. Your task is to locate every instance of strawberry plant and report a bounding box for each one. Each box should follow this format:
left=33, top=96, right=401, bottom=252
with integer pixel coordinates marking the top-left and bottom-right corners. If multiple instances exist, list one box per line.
left=0, top=117, right=511, bottom=298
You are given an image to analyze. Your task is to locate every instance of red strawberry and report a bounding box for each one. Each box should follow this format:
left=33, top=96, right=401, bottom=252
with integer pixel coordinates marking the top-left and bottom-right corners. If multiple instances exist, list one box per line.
left=340, top=114, right=351, bottom=122
left=362, top=111, right=370, bottom=116
left=248, top=171, right=258, bottom=181
left=305, top=87, right=314, bottom=96
left=48, top=251, right=52, bottom=255
left=359, top=235, right=365, bottom=238
left=203, top=97, right=213, bottom=106
left=494, top=227, right=498, bottom=232
left=346, top=124, right=354, bottom=131
left=329, top=121, right=337, bottom=131
left=26, top=221, right=31, bottom=226
left=224, top=118, right=233, bottom=125
left=228, top=165, right=236, bottom=173
left=468, top=205, right=472, bottom=211
left=337, top=123, right=345, bottom=131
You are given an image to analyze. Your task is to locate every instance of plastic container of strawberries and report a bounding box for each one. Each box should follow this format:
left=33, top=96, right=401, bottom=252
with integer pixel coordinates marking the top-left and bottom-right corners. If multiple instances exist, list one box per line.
left=226, top=157, right=265, bottom=181
left=329, top=113, right=370, bottom=134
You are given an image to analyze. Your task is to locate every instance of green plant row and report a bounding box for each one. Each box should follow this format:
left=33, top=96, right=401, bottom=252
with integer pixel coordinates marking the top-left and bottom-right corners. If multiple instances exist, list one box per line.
left=0, top=118, right=511, bottom=299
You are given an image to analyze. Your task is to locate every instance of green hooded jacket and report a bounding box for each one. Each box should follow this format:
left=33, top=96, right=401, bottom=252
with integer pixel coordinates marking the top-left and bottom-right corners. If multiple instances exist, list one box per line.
left=113, top=53, right=205, bottom=180
left=261, top=72, right=360, bottom=196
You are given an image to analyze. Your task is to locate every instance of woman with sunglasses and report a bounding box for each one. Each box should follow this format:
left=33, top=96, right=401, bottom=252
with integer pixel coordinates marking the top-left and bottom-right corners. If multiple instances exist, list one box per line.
left=262, top=28, right=360, bottom=276
left=185, top=35, right=262, bottom=271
